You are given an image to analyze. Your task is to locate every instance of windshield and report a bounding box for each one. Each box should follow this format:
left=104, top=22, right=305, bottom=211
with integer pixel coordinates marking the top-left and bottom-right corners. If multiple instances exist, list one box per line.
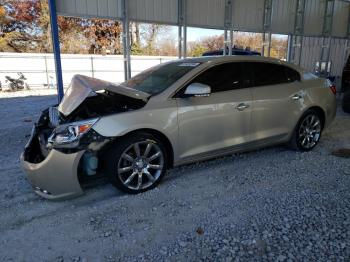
left=122, top=61, right=201, bottom=95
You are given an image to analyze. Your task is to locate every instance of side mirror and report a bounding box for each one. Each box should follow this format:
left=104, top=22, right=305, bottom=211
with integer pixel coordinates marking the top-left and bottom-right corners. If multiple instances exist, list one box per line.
left=184, top=83, right=211, bottom=97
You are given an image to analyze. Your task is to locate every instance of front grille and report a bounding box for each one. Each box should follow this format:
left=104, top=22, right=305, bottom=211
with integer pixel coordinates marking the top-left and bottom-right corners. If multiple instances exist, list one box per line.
left=49, top=107, right=59, bottom=127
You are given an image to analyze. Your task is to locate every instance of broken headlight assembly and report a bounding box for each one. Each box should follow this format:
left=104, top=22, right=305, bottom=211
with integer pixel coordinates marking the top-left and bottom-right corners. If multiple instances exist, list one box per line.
left=48, top=118, right=99, bottom=148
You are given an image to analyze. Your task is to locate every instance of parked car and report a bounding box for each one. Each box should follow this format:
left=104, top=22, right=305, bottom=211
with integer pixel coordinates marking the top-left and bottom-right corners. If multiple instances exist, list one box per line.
left=342, top=54, right=350, bottom=113
left=202, top=48, right=261, bottom=56
left=21, top=56, right=337, bottom=200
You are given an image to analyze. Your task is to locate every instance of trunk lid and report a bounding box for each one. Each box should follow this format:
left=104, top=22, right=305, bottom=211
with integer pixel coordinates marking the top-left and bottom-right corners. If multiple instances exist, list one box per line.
left=58, top=75, right=150, bottom=116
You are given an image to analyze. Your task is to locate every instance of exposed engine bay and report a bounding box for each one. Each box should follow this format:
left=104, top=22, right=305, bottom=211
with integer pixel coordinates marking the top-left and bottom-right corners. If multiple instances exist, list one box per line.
left=55, top=91, right=146, bottom=125
left=23, top=75, right=149, bottom=181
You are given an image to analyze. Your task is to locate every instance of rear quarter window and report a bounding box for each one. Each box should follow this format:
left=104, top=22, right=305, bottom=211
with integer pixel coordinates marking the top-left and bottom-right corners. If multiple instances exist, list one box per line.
left=284, top=66, right=301, bottom=82
left=303, top=72, right=318, bottom=80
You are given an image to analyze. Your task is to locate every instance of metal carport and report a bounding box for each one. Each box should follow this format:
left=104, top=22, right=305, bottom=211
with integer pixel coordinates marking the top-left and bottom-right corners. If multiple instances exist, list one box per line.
left=48, top=0, right=350, bottom=101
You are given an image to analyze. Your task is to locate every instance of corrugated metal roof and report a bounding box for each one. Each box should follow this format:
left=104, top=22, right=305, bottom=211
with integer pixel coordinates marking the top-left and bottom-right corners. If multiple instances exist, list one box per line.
left=332, top=0, right=349, bottom=37
left=128, top=0, right=178, bottom=24
left=56, top=0, right=350, bottom=38
left=303, top=0, right=325, bottom=36
left=186, top=0, right=225, bottom=29
left=232, top=0, right=264, bottom=32
left=270, top=0, right=296, bottom=34
left=56, top=0, right=122, bottom=19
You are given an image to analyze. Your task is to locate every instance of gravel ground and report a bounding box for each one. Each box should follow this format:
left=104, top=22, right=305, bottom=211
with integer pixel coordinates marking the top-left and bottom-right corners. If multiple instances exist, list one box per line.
left=0, top=90, right=349, bottom=261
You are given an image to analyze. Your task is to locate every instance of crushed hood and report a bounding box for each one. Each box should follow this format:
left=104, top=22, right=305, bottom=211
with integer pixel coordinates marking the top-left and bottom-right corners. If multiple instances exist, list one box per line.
left=58, top=75, right=150, bottom=116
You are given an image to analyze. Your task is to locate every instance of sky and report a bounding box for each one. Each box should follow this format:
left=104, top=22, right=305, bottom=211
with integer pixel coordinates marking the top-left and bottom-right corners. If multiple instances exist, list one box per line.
left=164, top=26, right=287, bottom=42
left=187, top=27, right=224, bottom=41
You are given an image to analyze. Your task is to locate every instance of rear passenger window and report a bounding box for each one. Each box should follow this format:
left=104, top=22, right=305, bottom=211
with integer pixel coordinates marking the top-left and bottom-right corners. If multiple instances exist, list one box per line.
left=244, top=62, right=300, bottom=87
left=249, top=62, right=287, bottom=86
left=189, top=62, right=244, bottom=93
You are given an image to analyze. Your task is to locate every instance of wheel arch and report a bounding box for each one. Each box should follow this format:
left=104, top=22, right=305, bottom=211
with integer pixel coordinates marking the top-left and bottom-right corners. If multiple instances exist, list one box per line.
left=304, top=106, right=326, bottom=129
left=107, top=128, right=175, bottom=168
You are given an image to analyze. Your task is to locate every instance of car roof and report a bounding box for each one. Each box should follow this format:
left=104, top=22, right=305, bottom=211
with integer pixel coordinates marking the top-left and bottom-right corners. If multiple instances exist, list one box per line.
left=174, top=56, right=301, bottom=72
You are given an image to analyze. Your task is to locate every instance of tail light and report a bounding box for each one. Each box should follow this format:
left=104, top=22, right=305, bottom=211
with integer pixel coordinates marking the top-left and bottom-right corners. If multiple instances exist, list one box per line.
left=330, top=84, right=336, bottom=95
left=325, top=79, right=336, bottom=95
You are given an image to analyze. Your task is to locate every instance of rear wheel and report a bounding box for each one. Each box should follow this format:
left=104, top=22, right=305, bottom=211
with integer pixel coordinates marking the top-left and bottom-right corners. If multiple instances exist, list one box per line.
left=289, top=110, right=322, bottom=151
left=106, top=132, right=168, bottom=194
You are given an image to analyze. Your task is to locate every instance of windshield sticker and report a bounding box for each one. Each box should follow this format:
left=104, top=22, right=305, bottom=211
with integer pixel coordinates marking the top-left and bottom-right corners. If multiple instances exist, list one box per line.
left=178, top=62, right=200, bottom=67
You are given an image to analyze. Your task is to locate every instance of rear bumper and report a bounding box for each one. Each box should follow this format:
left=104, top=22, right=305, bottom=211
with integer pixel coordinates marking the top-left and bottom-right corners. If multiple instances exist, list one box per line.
left=21, top=136, right=85, bottom=200
left=324, top=95, right=337, bottom=128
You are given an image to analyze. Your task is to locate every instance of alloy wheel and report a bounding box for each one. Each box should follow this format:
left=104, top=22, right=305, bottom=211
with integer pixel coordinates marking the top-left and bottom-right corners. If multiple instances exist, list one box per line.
left=117, top=140, right=164, bottom=191
left=298, top=114, right=321, bottom=149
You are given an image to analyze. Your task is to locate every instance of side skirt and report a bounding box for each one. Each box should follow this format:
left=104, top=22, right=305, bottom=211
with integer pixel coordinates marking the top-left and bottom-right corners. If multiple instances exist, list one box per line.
left=174, top=134, right=288, bottom=167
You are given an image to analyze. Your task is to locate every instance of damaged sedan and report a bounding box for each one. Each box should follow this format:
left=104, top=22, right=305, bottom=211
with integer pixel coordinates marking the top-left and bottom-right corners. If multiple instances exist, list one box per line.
left=21, top=56, right=337, bottom=200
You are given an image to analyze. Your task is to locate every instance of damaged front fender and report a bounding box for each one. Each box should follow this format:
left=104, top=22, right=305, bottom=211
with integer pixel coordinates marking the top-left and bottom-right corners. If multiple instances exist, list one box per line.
left=21, top=148, right=85, bottom=200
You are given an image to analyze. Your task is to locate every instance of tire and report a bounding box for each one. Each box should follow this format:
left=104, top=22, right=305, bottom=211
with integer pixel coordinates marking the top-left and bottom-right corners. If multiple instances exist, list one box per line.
left=342, top=91, right=350, bottom=113
left=8, top=83, right=16, bottom=91
left=105, top=132, right=168, bottom=194
left=288, top=109, right=323, bottom=151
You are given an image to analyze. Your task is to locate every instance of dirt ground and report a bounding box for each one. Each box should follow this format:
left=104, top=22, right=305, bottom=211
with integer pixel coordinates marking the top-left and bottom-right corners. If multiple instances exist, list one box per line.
left=0, top=90, right=349, bottom=261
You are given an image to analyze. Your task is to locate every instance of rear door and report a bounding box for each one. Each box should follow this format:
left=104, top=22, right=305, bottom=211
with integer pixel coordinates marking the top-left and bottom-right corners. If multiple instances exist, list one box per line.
left=245, top=62, right=303, bottom=142
left=175, top=62, right=253, bottom=161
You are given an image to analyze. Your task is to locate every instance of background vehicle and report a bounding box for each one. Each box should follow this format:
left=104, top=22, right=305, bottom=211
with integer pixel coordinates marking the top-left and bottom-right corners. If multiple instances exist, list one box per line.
left=5, top=72, right=30, bottom=91
left=21, top=56, right=336, bottom=200
left=202, top=47, right=261, bottom=56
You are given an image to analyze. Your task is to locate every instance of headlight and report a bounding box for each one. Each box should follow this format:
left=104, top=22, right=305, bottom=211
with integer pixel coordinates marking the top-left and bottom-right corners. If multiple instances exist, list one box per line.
left=48, top=118, right=98, bottom=147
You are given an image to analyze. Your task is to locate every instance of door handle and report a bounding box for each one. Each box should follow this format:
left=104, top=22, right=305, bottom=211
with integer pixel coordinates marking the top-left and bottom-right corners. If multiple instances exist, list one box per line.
left=236, top=103, right=250, bottom=111
left=291, top=94, right=302, bottom=100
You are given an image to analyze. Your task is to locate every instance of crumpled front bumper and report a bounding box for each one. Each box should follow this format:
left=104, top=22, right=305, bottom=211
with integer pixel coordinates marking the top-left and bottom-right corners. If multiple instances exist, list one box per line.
left=21, top=137, right=85, bottom=200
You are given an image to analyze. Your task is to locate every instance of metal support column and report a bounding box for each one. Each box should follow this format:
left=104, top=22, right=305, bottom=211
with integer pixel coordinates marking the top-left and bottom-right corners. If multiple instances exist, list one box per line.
left=286, top=35, right=293, bottom=62
left=229, top=29, right=233, bottom=55
left=262, top=0, right=272, bottom=57
left=183, top=25, right=187, bottom=58
left=122, top=0, right=131, bottom=80
left=291, top=0, right=306, bottom=65
left=319, top=0, right=335, bottom=76
left=48, top=0, right=64, bottom=102
left=90, top=56, right=94, bottom=78
left=224, top=30, right=228, bottom=55
left=178, top=0, right=187, bottom=58
left=224, top=0, right=233, bottom=56
left=345, top=7, right=350, bottom=68
left=178, top=26, right=182, bottom=59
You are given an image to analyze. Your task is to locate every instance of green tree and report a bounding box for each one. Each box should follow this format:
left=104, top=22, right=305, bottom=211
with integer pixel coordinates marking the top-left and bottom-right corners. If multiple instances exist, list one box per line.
left=188, top=43, right=206, bottom=57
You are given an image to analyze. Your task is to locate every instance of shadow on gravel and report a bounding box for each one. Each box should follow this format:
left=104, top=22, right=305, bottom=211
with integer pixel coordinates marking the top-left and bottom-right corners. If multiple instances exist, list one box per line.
left=163, top=145, right=289, bottom=183
left=331, top=148, right=350, bottom=158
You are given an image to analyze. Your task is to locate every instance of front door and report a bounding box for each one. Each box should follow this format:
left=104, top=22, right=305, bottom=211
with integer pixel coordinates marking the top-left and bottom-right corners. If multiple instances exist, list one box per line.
left=175, top=62, right=253, bottom=162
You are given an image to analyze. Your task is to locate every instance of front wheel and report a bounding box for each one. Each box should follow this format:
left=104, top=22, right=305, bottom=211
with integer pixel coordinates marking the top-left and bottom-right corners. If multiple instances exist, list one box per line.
left=289, top=110, right=323, bottom=151
left=106, top=132, right=168, bottom=194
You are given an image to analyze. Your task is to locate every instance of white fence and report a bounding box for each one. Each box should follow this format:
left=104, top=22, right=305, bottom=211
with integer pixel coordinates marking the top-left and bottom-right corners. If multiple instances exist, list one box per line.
left=0, top=53, right=177, bottom=88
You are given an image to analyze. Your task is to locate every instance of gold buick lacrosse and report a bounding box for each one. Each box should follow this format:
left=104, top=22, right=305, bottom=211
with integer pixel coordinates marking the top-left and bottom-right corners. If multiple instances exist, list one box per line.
left=21, top=56, right=336, bottom=200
